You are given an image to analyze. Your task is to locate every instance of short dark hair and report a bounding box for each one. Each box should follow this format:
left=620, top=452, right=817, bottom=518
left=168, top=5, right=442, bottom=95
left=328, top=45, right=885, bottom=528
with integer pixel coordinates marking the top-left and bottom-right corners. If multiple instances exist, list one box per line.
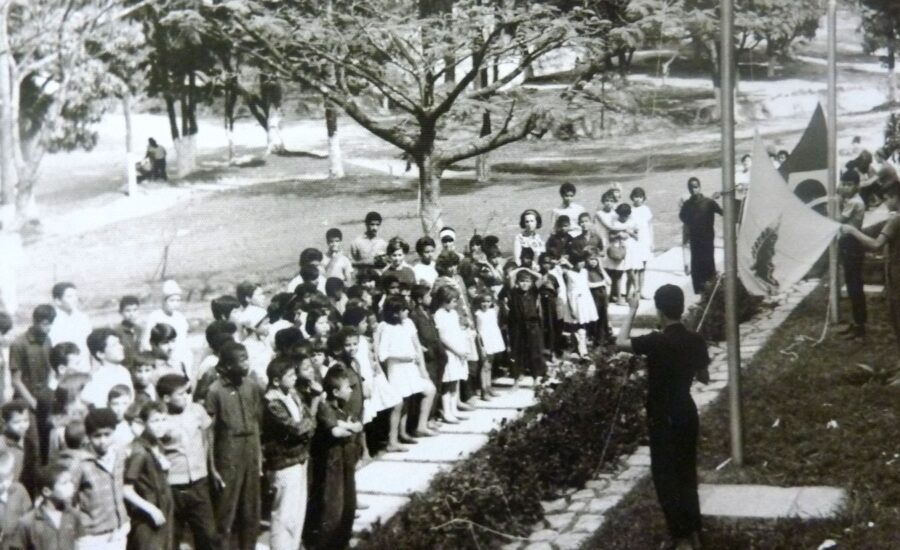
left=235, top=282, right=259, bottom=308
left=300, top=264, right=320, bottom=283
left=615, top=203, right=632, bottom=217
left=410, top=284, right=431, bottom=303
left=210, top=295, right=241, bottom=322
left=415, top=236, right=436, bottom=255
left=51, top=282, right=76, bottom=300
left=578, top=212, right=591, bottom=222
left=107, top=384, right=131, bottom=403
left=386, top=237, right=410, bottom=255
left=50, top=342, right=80, bottom=371
left=63, top=419, right=86, bottom=450
left=299, top=248, right=324, bottom=267
left=840, top=170, right=860, bottom=186
left=86, top=328, right=119, bottom=360
left=520, top=247, right=536, bottom=261
left=119, top=295, right=140, bottom=311
left=149, top=323, right=177, bottom=346
left=267, top=292, right=296, bottom=323
left=156, top=373, right=190, bottom=399
left=1, top=400, right=28, bottom=422
left=519, top=209, right=542, bottom=230
left=139, top=400, right=167, bottom=423
left=205, top=320, right=237, bottom=350
left=559, top=182, right=576, bottom=196
left=325, top=227, right=343, bottom=241
left=217, top=341, right=248, bottom=368
left=36, top=464, right=71, bottom=492
left=630, top=187, right=646, bottom=200
left=33, top=304, right=57, bottom=324
left=325, top=277, right=345, bottom=298
left=687, top=177, right=701, bottom=190
left=323, top=364, right=350, bottom=395
left=274, top=327, right=305, bottom=355
left=432, top=285, right=460, bottom=307
left=267, top=356, right=296, bottom=384
left=364, top=211, right=382, bottom=224
left=435, top=250, right=460, bottom=275
left=342, top=306, right=368, bottom=328
left=554, top=215, right=570, bottom=229
left=601, top=189, right=617, bottom=202
left=654, top=284, right=685, bottom=320
left=84, top=408, right=118, bottom=435
left=380, top=274, right=399, bottom=292
left=380, top=296, right=408, bottom=325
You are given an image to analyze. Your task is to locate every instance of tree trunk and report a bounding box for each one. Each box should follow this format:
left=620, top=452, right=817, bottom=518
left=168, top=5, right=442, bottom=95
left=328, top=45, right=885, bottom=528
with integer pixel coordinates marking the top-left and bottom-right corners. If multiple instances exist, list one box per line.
left=266, top=106, right=285, bottom=154
left=174, top=136, right=196, bottom=179
left=325, top=105, right=344, bottom=178
left=165, top=96, right=180, bottom=140
left=0, top=3, right=16, bottom=227
left=418, top=154, right=444, bottom=237
left=888, top=42, right=896, bottom=106
left=224, top=80, right=237, bottom=163
left=123, top=93, right=137, bottom=196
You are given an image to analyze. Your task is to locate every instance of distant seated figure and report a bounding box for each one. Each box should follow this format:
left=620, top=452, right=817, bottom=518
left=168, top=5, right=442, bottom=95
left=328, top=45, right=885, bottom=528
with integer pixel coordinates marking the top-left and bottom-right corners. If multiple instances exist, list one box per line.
left=138, top=138, right=168, bottom=182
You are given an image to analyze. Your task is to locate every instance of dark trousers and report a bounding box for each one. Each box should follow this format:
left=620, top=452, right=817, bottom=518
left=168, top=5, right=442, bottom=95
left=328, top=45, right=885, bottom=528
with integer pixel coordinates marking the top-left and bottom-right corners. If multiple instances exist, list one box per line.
left=213, top=438, right=261, bottom=550
left=607, top=270, right=624, bottom=301
left=128, top=518, right=173, bottom=550
left=648, top=406, right=701, bottom=539
left=307, top=446, right=357, bottom=550
left=589, top=287, right=611, bottom=344
left=171, top=478, right=220, bottom=550
left=841, top=251, right=867, bottom=329
left=690, top=240, right=716, bottom=294
left=152, top=158, right=168, bottom=180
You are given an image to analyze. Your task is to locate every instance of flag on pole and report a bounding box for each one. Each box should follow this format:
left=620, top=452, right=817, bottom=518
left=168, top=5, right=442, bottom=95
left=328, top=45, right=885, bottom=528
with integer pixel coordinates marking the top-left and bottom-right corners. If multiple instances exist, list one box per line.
left=778, top=103, right=829, bottom=215
left=739, top=136, right=840, bottom=296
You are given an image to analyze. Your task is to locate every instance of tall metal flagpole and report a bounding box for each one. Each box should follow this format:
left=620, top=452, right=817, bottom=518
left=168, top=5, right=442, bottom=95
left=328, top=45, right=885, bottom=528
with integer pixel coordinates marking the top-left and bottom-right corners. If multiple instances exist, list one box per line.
left=720, top=0, right=743, bottom=466
left=827, top=0, right=840, bottom=322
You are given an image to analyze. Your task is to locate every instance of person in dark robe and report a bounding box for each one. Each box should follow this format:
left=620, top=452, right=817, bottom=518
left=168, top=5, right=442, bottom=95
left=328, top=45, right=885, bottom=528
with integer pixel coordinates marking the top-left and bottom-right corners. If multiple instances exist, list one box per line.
left=507, top=269, right=546, bottom=381
left=678, top=177, right=722, bottom=294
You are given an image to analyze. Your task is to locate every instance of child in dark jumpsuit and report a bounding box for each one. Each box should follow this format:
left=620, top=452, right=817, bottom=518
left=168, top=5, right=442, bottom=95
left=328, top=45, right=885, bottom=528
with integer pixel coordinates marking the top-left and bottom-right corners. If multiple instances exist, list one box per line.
left=305, top=364, right=363, bottom=550
left=204, top=342, right=264, bottom=550
left=615, top=285, right=710, bottom=550
left=507, top=268, right=547, bottom=381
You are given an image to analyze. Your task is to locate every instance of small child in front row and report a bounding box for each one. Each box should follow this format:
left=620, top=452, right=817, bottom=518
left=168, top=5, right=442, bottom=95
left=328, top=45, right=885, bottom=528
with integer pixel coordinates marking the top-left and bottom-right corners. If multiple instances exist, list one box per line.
left=124, top=401, right=174, bottom=550
left=507, top=269, right=547, bottom=384
left=9, top=464, right=79, bottom=550
left=263, top=357, right=316, bottom=550
left=305, top=365, right=363, bottom=550
left=473, top=294, right=504, bottom=400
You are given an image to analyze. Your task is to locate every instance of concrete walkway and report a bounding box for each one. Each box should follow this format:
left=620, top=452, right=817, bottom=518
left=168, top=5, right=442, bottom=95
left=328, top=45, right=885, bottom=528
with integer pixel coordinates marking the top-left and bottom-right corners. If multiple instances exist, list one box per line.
left=502, top=279, right=821, bottom=550
left=699, top=484, right=846, bottom=519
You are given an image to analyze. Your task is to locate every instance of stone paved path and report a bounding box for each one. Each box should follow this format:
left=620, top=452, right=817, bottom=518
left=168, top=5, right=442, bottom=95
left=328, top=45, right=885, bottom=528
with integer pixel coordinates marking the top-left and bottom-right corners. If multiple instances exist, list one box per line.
left=501, top=280, right=821, bottom=550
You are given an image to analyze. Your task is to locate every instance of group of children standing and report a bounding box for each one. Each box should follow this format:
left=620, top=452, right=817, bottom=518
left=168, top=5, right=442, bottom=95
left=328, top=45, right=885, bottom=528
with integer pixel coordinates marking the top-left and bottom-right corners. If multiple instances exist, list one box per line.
left=0, top=180, right=655, bottom=550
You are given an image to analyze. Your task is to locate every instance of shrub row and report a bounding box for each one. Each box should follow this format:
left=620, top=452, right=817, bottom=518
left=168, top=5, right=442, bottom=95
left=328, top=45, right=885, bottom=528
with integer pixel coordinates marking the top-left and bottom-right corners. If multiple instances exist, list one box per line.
left=357, top=352, right=647, bottom=550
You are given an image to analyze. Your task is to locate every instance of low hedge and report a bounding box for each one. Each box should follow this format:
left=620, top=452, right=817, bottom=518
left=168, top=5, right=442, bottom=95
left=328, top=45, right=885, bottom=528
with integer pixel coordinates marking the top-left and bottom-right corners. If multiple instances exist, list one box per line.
left=357, top=352, right=647, bottom=550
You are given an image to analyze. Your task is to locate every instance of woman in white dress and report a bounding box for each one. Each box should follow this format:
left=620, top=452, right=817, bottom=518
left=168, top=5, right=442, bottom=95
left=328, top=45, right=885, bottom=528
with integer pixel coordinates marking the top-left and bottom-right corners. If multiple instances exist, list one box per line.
left=513, top=209, right=545, bottom=265
left=432, top=285, right=471, bottom=423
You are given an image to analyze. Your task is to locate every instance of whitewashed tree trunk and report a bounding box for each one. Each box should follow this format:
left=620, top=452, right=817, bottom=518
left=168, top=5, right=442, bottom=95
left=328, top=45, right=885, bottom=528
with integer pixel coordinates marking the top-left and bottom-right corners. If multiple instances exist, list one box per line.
left=123, top=94, right=137, bottom=196
left=266, top=107, right=285, bottom=154
left=226, top=128, right=235, bottom=164
left=475, top=153, right=490, bottom=182
left=174, top=135, right=196, bottom=178
left=325, top=106, right=344, bottom=178
left=418, top=154, right=444, bottom=237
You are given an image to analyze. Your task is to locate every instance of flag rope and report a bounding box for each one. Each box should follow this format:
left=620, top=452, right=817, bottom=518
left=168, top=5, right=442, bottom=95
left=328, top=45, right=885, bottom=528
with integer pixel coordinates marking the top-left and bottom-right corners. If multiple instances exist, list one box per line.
left=694, top=273, right=725, bottom=333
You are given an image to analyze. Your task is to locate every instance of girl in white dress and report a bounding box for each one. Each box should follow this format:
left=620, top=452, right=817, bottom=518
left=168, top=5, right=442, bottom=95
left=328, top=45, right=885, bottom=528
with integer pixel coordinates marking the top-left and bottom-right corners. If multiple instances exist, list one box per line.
left=376, top=297, right=434, bottom=450
left=343, top=307, right=400, bottom=427
left=564, top=251, right=600, bottom=357
left=595, top=190, right=626, bottom=302
left=474, top=294, right=505, bottom=400
left=513, top=209, right=545, bottom=265
left=630, top=187, right=655, bottom=299
left=432, top=286, right=470, bottom=423
left=614, top=203, right=640, bottom=302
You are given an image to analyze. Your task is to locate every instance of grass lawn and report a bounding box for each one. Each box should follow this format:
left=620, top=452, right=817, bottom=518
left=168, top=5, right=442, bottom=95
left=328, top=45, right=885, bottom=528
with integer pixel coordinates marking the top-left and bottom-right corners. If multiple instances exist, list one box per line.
left=581, top=285, right=900, bottom=549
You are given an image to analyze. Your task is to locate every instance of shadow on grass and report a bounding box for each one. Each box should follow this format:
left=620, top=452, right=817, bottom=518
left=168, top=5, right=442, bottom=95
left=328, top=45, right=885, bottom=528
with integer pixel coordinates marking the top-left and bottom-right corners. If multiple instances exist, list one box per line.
left=579, top=284, right=900, bottom=549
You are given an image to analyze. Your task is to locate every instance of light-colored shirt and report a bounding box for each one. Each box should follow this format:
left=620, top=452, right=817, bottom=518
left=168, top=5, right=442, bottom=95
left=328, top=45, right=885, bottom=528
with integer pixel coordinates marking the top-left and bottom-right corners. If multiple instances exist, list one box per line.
left=81, top=364, right=134, bottom=409
left=350, top=235, right=387, bottom=265
left=163, top=402, right=212, bottom=485
left=413, top=262, right=438, bottom=288
left=48, top=308, right=92, bottom=355
left=550, top=202, right=586, bottom=237
left=324, top=251, right=354, bottom=282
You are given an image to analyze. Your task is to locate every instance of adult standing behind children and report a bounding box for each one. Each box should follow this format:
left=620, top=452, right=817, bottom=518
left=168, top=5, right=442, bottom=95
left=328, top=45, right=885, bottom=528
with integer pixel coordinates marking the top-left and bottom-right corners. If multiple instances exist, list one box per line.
left=679, top=177, right=722, bottom=294
left=140, top=280, right=190, bottom=368
left=8, top=305, right=55, bottom=411
left=81, top=329, right=134, bottom=409
left=47, top=283, right=92, bottom=369
left=350, top=212, right=388, bottom=269
left=549, top=182, right=586, bottom=238
left=616, top=286, right=710, bottom=550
